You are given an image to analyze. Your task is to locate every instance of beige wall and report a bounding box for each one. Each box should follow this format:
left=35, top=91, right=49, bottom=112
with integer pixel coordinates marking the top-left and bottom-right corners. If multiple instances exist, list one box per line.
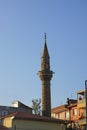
left=12, top=119, right=65, bottom=130
left=2, top=117, right=66, bottom=130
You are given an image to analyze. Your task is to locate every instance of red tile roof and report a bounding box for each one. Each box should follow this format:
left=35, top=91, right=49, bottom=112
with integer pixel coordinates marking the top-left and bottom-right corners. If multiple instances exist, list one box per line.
left=51, top=105, right=68, bottom=113
left=0, top=112, right=67, bottom=124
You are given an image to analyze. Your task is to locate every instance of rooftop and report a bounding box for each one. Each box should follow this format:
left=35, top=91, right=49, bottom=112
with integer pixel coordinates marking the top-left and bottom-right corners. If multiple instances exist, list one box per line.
left=51, top=105, right=68, bottom=113
left=1, top=112, right=67, bottom=124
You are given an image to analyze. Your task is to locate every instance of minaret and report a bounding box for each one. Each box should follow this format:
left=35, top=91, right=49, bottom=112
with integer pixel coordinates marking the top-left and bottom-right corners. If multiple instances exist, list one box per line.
left=38, top=34, right=53, bottom=117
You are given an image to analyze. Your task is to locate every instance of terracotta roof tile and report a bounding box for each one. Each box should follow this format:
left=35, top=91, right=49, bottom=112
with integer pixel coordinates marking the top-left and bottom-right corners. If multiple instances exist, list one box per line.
left=51, top=105, right=68, bottom=113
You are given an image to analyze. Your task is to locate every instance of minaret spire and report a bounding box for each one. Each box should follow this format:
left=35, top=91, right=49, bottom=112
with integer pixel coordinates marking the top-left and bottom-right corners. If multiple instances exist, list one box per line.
left=42, top=33, right=49, bottom=60
left=38, top=34, right=53, bottom=117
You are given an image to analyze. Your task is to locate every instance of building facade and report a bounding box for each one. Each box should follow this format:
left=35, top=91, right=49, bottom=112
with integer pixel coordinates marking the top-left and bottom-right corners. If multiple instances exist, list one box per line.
left=51, top=89, right=86, bottom=130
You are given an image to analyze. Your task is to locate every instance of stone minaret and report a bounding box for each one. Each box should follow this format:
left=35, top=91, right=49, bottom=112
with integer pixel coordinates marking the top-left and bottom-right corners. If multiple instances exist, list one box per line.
left=38, top=34, right=53, bottom=117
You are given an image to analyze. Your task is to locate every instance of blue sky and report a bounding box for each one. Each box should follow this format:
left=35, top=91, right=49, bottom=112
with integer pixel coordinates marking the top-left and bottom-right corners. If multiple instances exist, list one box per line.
left=0, top=0, right=87, bottom=108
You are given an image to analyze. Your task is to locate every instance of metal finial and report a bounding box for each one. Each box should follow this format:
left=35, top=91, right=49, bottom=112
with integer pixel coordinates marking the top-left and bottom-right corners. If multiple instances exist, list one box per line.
left=44, top=33, right=46, bottom=43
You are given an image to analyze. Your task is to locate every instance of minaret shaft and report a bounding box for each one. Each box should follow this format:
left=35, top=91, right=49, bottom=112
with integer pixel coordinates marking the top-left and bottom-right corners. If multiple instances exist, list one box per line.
left=42, top=81, right=51, bottom=116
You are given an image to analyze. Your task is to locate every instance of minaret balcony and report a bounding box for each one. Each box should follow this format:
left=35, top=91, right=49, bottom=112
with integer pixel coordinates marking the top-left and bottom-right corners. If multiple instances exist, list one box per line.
left=38, top=71, right=53, bottom=81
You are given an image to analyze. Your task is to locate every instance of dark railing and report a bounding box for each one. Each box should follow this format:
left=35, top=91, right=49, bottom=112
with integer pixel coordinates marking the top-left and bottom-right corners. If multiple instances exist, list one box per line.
left=77, top=99, right=86, bottom=104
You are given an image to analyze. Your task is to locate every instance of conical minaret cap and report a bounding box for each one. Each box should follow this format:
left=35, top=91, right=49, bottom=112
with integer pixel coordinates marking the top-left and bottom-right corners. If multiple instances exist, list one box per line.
left=42, top=34, right=50, bottom=58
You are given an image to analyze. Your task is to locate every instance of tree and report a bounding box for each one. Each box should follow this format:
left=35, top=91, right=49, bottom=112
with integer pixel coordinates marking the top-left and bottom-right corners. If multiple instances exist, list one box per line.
left=32, top=98, right=41, bottom=115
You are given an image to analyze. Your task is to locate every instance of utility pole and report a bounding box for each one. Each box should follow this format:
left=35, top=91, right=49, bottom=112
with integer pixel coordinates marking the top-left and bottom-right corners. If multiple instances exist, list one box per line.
left=85, top=80, right=87, bottom=130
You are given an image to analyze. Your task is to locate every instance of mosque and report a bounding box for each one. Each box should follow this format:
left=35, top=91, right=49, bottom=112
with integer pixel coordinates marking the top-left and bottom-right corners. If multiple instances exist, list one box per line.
left=0, top=35, right=67, bottom=130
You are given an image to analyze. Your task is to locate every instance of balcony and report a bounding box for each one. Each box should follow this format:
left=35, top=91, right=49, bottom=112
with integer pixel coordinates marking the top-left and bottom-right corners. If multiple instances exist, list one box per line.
left=77, top=90, right=86, bottom=108
left=77, top=99, right=86, bottom=108
left=78, top=118, right=86, bottom=125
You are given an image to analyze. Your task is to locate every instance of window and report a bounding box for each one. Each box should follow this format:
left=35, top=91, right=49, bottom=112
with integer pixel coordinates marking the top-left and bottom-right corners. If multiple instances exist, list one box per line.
left=58, top=113, right=62, bottom=119
left=51, top=113, right=55, bottom=118
left=65, top=111, right=69, bottom=119
left=1, top=110, right=8, bottom=116
left=73, top=109, right=77, bottom=116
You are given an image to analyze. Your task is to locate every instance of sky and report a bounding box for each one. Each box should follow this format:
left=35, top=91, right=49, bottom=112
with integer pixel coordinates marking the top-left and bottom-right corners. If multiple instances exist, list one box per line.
left=0, top=0, right=87, bottom=108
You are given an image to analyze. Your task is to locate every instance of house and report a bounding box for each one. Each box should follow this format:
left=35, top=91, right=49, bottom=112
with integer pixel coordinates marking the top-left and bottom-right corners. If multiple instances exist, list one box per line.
left=0, top=100, right=32, bottom=117
left=0, top=112, right=67, bottom=130
left=51, top=89, right=86, bottom=130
